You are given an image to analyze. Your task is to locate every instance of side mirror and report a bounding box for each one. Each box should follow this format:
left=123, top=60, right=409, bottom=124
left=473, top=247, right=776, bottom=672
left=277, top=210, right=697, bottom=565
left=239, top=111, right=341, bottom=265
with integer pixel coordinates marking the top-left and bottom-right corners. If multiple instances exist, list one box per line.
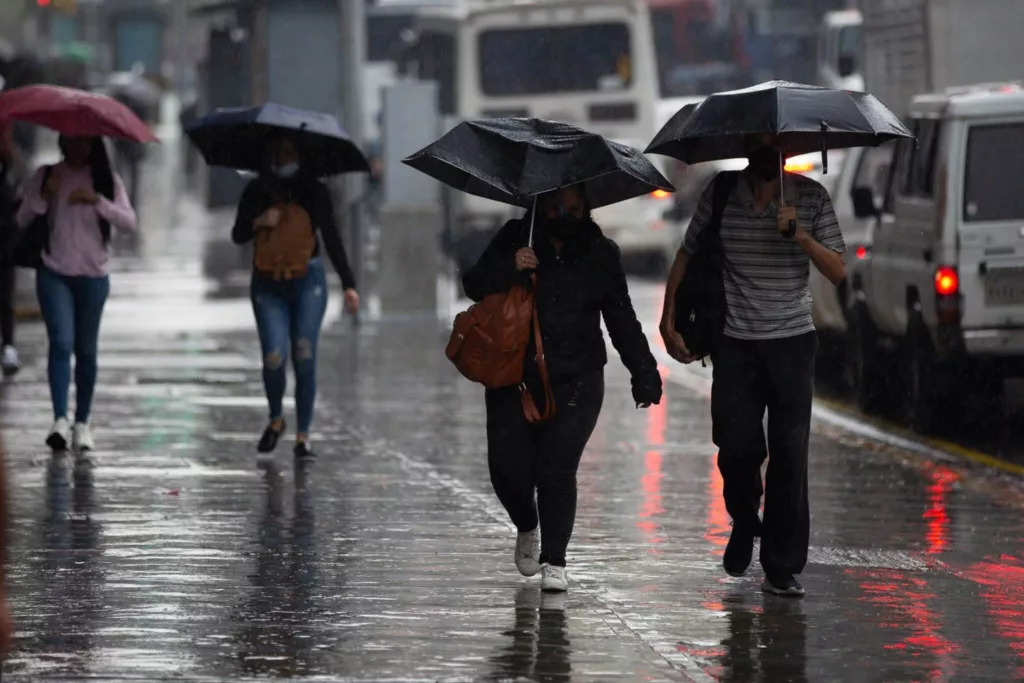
left=851, top=186, right=879, bottom=219
left=838, top=54, right=856, bottom=78
left=663, top=200, right=687, bottom=222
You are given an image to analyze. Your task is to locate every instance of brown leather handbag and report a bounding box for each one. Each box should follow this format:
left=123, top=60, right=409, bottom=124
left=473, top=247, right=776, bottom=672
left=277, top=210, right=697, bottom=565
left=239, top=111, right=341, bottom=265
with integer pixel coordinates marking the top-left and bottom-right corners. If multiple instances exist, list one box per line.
left=446, top=272, right=555, bottom=423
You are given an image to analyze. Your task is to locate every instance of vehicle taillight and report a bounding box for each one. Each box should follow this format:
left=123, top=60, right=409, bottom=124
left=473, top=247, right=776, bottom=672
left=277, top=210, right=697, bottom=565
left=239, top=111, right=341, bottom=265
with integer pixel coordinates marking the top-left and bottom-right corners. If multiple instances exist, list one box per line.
left=935, top=266, right=958, bottom=296
left=855, top=246, right=868, bottom=260
left=650, top=189, right=672, bottom=200
left=784, top=158, right=815, bottom=174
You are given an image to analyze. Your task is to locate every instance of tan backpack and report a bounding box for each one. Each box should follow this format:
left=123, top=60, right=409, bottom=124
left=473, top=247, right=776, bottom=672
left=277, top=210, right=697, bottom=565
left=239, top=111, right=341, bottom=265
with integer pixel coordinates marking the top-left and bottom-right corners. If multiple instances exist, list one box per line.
left=253, top=203, right=317, bottom=280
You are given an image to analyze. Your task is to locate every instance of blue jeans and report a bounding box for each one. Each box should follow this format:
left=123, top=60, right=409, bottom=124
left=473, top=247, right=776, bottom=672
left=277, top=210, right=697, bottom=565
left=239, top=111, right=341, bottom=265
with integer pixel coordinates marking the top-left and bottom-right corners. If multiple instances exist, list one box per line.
left=251, top=258, right=328, bottom=435
left=36, top=267, right=110, bottom=422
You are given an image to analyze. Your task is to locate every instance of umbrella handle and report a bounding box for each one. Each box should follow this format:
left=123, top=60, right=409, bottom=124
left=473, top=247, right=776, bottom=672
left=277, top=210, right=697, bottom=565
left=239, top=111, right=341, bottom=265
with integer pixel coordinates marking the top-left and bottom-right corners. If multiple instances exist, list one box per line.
left=779, top=153, right=796, bottom=236
left=527, top=197, right=537, bottom=248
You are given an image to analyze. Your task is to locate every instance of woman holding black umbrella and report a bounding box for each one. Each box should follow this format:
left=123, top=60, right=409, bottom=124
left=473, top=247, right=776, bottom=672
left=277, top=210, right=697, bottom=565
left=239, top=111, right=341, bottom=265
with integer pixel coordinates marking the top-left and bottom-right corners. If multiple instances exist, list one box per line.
left=463, top=184, right=663, bottom=592
left=231, top=132, right=360, bottom=461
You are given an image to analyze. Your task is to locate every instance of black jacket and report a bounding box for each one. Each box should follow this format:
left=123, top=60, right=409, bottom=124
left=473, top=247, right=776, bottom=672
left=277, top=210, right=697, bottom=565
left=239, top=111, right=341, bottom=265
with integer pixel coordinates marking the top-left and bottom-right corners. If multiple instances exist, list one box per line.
left=232, top=173, right=356, bottom=290
left=463, top=217, right=662, bottom=405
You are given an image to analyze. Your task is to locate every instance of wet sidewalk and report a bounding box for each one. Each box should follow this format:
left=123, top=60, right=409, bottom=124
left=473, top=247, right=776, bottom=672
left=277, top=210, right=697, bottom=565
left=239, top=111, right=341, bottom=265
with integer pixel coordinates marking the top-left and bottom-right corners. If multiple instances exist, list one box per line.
left=3, top=189, right=1024, bottom=681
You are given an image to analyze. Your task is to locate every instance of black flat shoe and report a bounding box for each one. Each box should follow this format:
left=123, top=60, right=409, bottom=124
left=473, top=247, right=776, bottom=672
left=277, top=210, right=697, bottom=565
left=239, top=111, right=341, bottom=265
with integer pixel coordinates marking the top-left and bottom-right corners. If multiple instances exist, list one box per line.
left=293, top=441, right=316, bottom=460
left=257, top=419, right=286, bottom=453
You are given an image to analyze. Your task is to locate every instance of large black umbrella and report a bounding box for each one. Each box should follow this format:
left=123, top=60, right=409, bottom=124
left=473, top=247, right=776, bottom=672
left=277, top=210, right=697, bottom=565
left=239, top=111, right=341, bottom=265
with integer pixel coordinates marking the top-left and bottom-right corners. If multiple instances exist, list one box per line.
left=185, top=102, right=370, bottom=177
left=646, top=80, right=914, bottom=171
left=403, top=118, right=674, bottom=211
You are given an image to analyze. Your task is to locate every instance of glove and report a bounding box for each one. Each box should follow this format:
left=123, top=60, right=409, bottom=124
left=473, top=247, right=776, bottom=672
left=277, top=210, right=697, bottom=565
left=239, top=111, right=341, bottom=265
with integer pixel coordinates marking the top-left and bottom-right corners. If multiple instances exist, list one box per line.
left=632, top=375, right=663, bottom=409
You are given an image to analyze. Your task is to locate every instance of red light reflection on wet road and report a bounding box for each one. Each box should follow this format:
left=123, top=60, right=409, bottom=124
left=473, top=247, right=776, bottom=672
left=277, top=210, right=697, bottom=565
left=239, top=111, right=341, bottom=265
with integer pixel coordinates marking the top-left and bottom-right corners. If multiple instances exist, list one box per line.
left=637, top=366, right=668, bottom=551
left=965, top=555, right=1024, bottom=678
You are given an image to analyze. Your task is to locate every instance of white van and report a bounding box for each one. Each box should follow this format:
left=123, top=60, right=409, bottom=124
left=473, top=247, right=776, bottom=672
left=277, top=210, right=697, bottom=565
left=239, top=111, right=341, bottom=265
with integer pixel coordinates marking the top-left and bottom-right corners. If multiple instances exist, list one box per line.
left=817, top=10, right=863, bottom=92
left=850, top=83, right=1024, bottom=432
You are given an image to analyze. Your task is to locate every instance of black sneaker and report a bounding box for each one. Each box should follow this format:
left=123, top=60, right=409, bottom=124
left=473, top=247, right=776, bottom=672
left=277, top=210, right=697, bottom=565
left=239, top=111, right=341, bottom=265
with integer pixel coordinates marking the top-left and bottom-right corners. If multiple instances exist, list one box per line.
left=723, top=528, right=756, bottom=577
left=257, top=419, right=286, bottom=453
left=761, top=573, right=805, bottom=597
left=293, top=441, right=316, bottom=460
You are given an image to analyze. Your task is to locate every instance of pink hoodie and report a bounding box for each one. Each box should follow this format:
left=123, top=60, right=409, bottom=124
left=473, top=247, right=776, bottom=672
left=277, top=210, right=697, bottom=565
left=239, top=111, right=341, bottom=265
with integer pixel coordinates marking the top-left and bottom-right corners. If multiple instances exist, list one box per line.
left=17, top=161, right=137, bottom=278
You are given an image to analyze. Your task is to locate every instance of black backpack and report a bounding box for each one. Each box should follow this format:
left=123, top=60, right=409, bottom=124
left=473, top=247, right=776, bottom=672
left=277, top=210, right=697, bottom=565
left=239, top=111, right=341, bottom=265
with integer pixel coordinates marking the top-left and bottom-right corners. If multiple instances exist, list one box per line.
left=673, top=170, right=739, bottom=363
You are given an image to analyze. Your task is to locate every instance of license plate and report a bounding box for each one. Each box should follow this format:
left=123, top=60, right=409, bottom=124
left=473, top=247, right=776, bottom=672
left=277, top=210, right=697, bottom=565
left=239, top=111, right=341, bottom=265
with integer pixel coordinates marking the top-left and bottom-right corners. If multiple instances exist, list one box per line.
left=985, top=272, right=1024, bottom=306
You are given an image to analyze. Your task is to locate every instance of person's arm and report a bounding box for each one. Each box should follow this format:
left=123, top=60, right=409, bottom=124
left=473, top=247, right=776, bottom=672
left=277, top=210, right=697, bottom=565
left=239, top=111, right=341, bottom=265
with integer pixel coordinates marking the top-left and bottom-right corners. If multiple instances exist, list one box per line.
left=601, top=241, right=662, bottom=407
left=659, top=180, right=714, bottom=363
left=95, top=173, right=137, bottom=232
left=15, top=167, right=48, bottom=229
left=312, top=181, right=357, bottom=291
left=781, top=189, right=846, bottom=285
left=231, top=180, right=271, bottom=245
left=462, top=220, right=528, bottom=302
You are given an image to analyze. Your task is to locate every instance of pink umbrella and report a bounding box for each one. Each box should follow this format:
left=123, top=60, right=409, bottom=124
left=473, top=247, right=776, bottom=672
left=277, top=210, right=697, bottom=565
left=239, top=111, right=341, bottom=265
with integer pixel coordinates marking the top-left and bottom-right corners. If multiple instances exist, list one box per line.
left=0, top=84, right=158, bottom=143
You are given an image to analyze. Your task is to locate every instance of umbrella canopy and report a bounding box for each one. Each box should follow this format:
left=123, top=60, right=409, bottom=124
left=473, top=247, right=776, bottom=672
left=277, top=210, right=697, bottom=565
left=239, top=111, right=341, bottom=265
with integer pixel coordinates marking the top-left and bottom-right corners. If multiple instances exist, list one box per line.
left=402, top=117, right=674, bottom=210
left=185, top=103, right=370, bottom=177
left=0, top=84, right=157, bottom=143
left=646, top=80, right=913, bottom=165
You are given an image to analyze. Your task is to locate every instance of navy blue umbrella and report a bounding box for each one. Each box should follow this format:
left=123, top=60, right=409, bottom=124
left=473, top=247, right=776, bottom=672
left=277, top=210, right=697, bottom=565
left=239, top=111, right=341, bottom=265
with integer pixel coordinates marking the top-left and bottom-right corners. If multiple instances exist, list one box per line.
left=185, top=102, right=370, bottom=177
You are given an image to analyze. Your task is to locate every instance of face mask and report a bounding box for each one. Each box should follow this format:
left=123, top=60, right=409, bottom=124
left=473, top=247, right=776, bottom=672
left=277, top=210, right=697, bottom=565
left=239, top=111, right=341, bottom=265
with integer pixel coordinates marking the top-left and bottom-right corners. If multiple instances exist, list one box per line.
left=273, top=163, right=298, bottom=179
left=545, top=207, right=584, bottom=240
left=746, top=146, right=781, bottom=182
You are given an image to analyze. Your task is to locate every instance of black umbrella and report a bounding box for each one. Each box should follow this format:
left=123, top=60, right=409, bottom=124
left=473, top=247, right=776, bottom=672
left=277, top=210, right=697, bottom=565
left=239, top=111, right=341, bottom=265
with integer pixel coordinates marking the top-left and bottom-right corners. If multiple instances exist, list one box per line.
left=403, top=117, right=674, bottom=211
left=646, top=80, right=914, bottom=172
left=185, top=103, right=370, bottom=177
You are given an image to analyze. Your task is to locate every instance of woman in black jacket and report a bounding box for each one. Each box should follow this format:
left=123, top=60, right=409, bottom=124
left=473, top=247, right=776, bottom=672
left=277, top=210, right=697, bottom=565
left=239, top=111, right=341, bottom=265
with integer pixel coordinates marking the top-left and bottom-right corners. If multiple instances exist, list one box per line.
left=232, top=132, right=360, bottom=461
left=463, top=184, right=663, bottom=593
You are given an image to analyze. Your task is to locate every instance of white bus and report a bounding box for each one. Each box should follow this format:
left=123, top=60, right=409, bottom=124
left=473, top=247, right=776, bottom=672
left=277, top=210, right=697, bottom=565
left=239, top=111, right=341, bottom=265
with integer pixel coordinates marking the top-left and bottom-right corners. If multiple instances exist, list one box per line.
left=403, top=0, right=671, bottom=271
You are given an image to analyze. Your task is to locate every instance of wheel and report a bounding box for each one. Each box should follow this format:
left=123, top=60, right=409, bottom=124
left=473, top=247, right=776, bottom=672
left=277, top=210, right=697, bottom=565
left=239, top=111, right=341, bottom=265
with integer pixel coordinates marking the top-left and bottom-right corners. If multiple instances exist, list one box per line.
left=846, top=306, right=886, bottom=414
left=902, top=325, right=947, bottom=435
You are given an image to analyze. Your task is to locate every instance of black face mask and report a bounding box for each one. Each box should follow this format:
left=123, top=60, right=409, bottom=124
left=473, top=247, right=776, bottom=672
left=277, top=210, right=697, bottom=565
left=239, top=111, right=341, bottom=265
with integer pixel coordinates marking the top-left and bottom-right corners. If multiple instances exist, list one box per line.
left=544, top=210, right=584, bottom=240
left=747, top=146, right=782, bottom=182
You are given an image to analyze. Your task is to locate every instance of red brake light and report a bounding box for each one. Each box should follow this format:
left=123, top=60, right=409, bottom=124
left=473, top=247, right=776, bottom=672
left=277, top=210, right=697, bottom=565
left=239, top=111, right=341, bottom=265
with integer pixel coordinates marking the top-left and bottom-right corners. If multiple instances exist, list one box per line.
left=935, top=266, right=958, bottom=296
left=855, top=246, right=868, bottom=259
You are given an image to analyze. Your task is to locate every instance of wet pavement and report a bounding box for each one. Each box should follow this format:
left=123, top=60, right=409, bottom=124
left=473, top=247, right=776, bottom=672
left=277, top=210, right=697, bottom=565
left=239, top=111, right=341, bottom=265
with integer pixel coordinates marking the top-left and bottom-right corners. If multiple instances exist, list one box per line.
left=4, top=157, right=1024, bottom=681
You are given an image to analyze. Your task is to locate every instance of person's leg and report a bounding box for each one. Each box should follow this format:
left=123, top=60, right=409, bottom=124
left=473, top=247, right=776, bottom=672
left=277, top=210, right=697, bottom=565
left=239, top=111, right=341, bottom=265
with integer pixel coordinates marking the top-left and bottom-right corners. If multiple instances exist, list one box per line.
left=0, top=261, right=14, bottom=347
left=290, top=260, right=328, bottom=442
left=534, top=371, right=605, bottom=568
left=251, top=277, right=291, bottom=428
left=71, top=275, right=110, bottom=423
left=711, top=336, right=769, bottom=577
left=36, top=267, right=75, bottom=421
left=712, top=336, right=769, bottom=535
left=760, top=332, right=817, bottom=580
left=486, top=386, right=540, bottom=533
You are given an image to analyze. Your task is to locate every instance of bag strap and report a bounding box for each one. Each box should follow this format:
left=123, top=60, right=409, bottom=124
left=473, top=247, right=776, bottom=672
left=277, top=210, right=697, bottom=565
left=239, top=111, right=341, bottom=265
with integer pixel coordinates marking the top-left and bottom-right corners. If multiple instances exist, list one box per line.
left=519, top=274, right=555, bottom=423
left=708, top=170, right=739, bottom=240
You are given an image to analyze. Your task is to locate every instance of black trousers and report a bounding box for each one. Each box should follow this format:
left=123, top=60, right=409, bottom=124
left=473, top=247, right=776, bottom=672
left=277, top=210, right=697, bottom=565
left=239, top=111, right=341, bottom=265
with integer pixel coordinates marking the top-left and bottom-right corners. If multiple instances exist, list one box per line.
left=711, top=332, right=817, bottom=575
left=485, top=369, right=604, bottom=567
left=0, top=259, right=14, bottom=347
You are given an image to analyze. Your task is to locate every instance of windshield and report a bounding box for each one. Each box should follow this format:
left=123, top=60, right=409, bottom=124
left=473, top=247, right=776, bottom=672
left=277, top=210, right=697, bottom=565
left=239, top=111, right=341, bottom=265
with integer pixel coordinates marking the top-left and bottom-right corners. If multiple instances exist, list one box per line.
left=837, top=25, right=861, bottom=62
left=478, top=23, right=632, bottom=97
left=964, top=122, right=1024, bottom=222
left=367, top=13, right=415, bottom=63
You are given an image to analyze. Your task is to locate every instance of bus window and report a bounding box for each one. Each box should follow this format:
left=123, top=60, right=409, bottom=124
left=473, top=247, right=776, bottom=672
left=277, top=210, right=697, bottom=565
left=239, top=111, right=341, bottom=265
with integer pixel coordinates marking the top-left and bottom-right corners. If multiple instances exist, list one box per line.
left=478, top=23, right=632, bottom=96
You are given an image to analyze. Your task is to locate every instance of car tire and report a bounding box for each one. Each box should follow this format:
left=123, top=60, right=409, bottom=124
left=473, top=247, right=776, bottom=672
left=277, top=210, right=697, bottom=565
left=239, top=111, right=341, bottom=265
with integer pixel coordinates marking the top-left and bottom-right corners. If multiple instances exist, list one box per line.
left=846, top=306, right=886, bottom=414
left=903, top=325, right=946, bottom=435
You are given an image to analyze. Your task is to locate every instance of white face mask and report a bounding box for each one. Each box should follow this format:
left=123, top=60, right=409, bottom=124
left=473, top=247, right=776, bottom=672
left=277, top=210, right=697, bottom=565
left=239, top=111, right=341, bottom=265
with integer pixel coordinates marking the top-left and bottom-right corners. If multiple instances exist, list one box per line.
left=273, top=163, right=298, bottom=178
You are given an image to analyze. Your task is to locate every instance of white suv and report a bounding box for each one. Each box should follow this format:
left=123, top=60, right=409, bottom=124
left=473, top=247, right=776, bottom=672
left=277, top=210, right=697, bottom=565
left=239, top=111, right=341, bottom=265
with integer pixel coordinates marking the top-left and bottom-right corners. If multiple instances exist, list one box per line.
left=849, top=84, right=1024, bottom=433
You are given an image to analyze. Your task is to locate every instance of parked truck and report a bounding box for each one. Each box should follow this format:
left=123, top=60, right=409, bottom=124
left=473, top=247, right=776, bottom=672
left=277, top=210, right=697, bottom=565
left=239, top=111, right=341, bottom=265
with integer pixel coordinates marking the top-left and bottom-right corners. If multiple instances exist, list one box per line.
left=861, top=0, right=1024, bottom=116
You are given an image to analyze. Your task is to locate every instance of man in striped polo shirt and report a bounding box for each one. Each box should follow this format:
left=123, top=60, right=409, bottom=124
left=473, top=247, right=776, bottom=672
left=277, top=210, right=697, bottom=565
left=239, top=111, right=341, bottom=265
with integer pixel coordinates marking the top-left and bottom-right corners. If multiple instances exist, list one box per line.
left=660, top=134, right=846, bottom=597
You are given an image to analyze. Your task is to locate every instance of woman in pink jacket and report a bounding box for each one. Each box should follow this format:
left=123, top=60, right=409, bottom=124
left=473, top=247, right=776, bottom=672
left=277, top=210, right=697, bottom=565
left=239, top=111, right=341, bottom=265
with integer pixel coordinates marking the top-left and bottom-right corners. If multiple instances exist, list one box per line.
left=17, top=135, right=137, bottom=452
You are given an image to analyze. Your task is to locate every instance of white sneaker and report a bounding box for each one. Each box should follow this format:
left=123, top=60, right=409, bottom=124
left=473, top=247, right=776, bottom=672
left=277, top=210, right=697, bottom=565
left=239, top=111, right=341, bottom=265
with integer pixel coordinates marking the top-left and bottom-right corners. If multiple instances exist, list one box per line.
left=2, top=345, right=20, bottom=376
left=541, top=564, right=569, bottom=593
left=46, top=417, right=71, bottom=451
left=514, top=527, right=541, bottom=577
left=73, top=422, right=95, bottom=452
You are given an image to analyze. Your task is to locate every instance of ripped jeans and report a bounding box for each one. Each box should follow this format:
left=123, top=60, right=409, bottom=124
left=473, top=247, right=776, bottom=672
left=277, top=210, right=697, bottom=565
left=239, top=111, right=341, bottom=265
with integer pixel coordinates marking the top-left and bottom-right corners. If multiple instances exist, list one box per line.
left=251, top=258, right=328, bottom=435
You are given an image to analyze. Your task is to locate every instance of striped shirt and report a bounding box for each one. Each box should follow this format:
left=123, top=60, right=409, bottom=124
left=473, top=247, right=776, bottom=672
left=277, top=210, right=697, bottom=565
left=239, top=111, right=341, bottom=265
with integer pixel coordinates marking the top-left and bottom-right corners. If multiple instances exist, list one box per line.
left=682, top=171, right=845, bottom=341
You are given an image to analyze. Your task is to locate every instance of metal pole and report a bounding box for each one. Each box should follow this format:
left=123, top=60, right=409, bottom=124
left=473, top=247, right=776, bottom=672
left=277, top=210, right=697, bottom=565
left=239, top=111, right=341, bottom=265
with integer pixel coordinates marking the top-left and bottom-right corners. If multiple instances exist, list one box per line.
left=339, top=0, right=366, bottom=322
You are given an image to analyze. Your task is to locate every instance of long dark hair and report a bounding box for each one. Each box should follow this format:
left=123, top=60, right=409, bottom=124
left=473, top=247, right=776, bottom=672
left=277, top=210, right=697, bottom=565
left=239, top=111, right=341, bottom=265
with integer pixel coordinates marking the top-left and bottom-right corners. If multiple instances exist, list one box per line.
left=58, top=135, right=115, bottom=243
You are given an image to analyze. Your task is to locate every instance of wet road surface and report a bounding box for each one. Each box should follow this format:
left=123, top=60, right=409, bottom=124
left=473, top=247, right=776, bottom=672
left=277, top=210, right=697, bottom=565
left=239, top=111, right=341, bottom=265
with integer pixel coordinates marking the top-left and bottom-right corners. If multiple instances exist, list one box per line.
left=4, top=165, right=1024, bottom=681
